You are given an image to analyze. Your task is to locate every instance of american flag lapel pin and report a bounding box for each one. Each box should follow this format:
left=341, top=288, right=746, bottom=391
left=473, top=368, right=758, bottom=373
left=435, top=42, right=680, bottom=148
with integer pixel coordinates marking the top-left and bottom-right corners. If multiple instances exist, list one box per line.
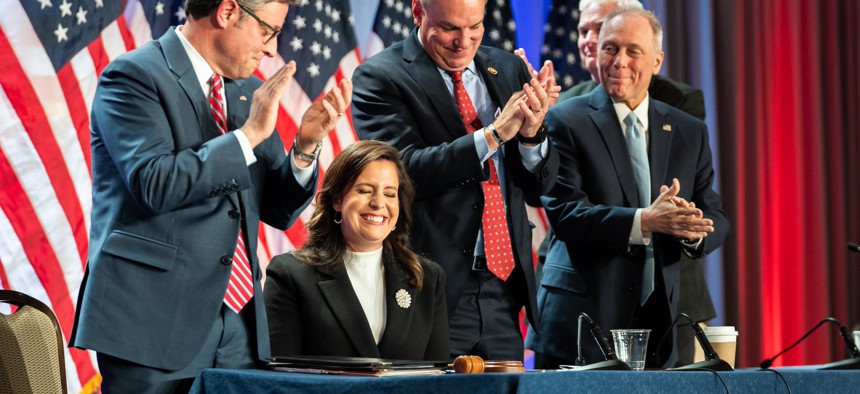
left=239, top=96, right=248, bottom=101
left=662, top=124, right=672, bottom=132
left=487, top=66, right=498, bottom=75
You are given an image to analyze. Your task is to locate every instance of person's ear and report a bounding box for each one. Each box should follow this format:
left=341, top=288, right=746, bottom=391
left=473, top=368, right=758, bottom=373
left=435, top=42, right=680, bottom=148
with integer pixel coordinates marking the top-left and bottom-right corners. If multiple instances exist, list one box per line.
left=412, top=0, right=423, bottom=27
left=215, top=0, right=240, bottom=28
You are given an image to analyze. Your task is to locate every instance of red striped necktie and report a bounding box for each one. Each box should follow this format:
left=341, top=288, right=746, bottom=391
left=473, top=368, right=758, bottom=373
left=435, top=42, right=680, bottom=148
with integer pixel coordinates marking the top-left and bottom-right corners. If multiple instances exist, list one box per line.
left=209, top=74, right=253, bottom=312
left=448, top=70, right=515, bottom=281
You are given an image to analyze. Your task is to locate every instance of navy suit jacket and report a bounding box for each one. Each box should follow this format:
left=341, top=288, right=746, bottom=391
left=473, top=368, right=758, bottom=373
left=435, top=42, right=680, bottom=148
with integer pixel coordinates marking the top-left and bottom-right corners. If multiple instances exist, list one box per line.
left=265, top=253, right=449, bottom=361
left=70, top=29, right=315, bottom=370
left=351, top=30, right=559, bottom=328
left=525, top=87, right=728, bottom=366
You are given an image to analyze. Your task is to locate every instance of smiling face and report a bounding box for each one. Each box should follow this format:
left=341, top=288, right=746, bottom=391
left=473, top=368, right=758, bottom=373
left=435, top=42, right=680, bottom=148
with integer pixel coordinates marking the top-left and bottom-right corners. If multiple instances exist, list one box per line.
left=597, top=12, right=663, bottom=109
left=334, top=160, right=400, bottom=252
left=577, top=1, right=618, bottom=81
left=413, top=0, right=485, bottom=72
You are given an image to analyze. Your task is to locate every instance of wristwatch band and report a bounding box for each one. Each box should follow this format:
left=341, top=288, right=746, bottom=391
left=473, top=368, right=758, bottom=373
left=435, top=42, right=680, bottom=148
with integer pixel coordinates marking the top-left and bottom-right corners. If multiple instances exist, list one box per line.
left=517, top=123, right=548, bottom=145
left=293, top=134, right=322, bottom=162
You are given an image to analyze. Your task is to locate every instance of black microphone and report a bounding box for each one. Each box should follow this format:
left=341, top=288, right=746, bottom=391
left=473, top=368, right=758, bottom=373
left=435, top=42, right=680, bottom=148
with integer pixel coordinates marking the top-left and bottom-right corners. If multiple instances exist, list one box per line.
left=574, top=313, right=631, bottom=371
left=652, top=313, right=734, bottom=371
left=848, top=242, right=860, bottom=253
left=760, top=317, right=860, bottom=370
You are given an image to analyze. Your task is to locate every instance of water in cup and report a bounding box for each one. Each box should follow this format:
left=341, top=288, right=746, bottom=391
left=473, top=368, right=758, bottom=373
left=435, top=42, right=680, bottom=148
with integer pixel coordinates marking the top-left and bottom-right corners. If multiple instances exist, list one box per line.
left=611, top=329, right=651, bottom=371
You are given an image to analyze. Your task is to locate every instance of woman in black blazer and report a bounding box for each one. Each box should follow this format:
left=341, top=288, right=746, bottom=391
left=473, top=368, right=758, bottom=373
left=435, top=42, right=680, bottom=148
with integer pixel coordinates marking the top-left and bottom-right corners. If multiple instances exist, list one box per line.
left=265, top=141, right=449, bottom=361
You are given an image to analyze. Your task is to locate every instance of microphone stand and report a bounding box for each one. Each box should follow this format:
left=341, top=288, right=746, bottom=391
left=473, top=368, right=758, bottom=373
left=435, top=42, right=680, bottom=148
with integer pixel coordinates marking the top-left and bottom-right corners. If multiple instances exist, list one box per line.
left=575, top=313, right=631, bottom=371
left=759, top=317, right=860, bottom=370
left=650, top=313, right=733, bottom=371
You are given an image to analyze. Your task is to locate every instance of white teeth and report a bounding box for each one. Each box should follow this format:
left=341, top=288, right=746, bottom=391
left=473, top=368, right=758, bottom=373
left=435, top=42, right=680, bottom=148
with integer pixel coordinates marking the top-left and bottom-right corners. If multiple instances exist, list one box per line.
left=363, top=215, right=384, bottom=223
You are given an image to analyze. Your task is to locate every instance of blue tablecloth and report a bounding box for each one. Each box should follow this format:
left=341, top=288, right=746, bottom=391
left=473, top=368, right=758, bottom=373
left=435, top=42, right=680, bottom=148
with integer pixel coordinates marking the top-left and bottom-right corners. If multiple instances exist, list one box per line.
left=190, top=367, right=860, bottom=393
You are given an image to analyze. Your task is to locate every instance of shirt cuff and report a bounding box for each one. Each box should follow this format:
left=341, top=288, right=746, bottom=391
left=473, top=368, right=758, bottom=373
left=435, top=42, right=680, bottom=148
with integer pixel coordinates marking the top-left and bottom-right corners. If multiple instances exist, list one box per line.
left=290, top=147, right=316, bottom=188
left=233, top=129, right=257, bottom=166
left=473, top=129, right=494, bottom=163
left=518, top=139, right=548, bottom=172
left=629, top=208, right=651, bottom=246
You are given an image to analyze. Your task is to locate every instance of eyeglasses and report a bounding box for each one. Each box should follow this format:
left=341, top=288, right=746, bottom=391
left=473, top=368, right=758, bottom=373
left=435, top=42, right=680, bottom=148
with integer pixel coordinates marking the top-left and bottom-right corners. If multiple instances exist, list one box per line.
left=236, top=2, right=281, bottom=44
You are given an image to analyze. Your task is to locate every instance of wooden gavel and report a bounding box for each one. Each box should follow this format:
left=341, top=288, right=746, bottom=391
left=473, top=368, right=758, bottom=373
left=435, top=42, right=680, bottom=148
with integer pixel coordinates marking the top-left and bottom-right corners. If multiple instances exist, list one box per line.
left=452, top=355, right=525, bottom=373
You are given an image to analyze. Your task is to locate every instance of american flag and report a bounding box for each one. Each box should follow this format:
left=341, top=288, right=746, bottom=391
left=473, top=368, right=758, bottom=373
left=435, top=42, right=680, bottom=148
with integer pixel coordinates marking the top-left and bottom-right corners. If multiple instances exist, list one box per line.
left=541, top=0, right=591, bottom=89
left=0, top=0, right=358, bottom=391
left=365, top=0, right=517, bottom=59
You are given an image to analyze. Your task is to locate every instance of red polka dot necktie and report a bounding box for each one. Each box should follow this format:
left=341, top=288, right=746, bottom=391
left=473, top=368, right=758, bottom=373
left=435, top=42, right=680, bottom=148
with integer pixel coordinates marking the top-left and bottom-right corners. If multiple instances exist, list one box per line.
left=210, top=74, right=253, bottom=312
left=448, top=70, right=515, bottom=281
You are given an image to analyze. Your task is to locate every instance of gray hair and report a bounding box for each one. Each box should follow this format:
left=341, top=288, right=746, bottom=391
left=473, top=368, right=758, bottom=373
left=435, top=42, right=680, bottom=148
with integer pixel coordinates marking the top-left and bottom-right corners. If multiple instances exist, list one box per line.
left=578, top=0, right=643, bottom=12
left=601, top=7, right=663, bottom=51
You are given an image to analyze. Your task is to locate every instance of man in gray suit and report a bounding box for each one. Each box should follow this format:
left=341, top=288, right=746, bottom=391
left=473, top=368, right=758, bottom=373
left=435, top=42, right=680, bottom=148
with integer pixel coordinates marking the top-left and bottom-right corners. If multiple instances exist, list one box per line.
left=70, top=0, right=351, bottom=392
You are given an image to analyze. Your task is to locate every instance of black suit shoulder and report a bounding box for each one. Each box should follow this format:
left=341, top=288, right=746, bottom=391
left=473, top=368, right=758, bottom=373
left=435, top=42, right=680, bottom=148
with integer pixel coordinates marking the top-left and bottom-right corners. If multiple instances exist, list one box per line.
left=648, top=75, right=705, bottom=120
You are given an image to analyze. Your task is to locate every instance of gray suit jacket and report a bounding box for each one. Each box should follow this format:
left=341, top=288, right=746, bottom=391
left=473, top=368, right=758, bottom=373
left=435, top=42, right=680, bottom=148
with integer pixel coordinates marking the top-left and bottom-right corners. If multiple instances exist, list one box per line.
left=525, top=87, right=728, bottom=367
left=70, top=29, right=315, bottom=370
left=265, top=253, right=450, bottom=361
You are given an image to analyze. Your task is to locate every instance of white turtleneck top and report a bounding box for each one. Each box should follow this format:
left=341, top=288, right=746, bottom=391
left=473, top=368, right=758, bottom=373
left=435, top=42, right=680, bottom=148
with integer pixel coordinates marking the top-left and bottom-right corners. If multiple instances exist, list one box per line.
left=343, top=248, right=386, bottom=344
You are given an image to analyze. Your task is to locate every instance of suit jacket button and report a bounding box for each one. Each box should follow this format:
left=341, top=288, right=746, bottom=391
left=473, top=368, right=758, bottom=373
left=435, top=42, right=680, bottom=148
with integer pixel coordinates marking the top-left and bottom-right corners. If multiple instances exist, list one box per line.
left=221, top=255, right=232, bottom=265
left=229, top=209, right=241, bottom=219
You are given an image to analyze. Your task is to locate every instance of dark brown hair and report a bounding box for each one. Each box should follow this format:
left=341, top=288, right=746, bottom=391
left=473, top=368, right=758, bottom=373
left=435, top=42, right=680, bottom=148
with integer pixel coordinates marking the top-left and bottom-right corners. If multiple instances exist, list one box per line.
left=293, top=141, right=424, bottom=289
left=184, top=0, right=299, bottom=21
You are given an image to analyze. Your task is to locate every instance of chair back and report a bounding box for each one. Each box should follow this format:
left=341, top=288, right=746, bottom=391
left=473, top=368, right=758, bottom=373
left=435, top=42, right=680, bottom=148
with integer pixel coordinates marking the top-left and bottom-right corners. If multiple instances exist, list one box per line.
left=0, top=290, right=68, bottom=394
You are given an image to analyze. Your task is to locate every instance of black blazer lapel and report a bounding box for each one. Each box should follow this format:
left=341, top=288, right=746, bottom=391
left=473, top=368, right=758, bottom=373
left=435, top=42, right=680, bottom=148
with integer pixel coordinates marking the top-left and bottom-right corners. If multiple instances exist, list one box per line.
left=648, top=99, right=673, bottom=198
left=318, top=270, right=381, bottom=357
left=377, top=258, right=416, bottom=356
left=474, top=49, right=511, bottom=114
left=588, top=88, right=641, bottom=207
left=402, top=29, right=468, bottom=141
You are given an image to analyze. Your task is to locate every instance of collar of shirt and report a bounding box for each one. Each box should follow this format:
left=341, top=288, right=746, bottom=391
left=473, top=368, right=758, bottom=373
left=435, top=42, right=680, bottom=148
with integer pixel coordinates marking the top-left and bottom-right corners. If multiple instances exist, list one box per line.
left=612, top=93, right=651, bottom=141
left=174, top=26, right=217, bottom=99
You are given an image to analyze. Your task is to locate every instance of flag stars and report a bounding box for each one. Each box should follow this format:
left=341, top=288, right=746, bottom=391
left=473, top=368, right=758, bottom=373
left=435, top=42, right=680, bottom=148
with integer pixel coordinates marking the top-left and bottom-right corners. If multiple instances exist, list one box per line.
left=175, top=6, right=186, bottom=21
left=59, top=0, right=72, bottom=17
left=315, top=0, right=323, bottom=11
left=313, top=18, right=322, bottom=32
left=324, top=25, right=331, bottom=39
left=310, top=41, right=321, bottom=55
left=294, top=15, right=306, bottom=29
left=54, top=23, right=69, bottom=42
left=323, top=46, right=331, bottom=60
left=155, top=1, right=165, bottom=15
left=76, top=6, right=87, bottom=25
left=383, top=15, right=391, bottom=28
left=290, top=36, right=303, bottom=51
left=94, top=0, right=103, bottom=8
left=38, top=0, right=52, bottom=10
left=330, top=9, right=340, bottom=22
left=307, top=63, right=320, bottom=77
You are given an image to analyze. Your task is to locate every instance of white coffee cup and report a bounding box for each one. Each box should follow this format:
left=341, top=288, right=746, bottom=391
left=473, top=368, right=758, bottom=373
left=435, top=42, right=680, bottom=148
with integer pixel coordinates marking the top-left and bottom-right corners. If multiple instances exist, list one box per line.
left=693, top=325, right=738, bottom=368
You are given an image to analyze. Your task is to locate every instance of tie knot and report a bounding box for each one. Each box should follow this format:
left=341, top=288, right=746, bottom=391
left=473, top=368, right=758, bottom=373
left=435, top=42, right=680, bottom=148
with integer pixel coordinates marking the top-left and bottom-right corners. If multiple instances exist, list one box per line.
left=625, top=112, right=638, bottom=127
left=447, top=70, right=463, bottom=83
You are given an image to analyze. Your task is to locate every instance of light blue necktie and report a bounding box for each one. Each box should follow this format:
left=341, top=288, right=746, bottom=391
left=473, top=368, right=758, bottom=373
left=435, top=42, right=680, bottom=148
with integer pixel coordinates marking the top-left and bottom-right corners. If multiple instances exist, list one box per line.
left=625, top=112, right=654, bottom=305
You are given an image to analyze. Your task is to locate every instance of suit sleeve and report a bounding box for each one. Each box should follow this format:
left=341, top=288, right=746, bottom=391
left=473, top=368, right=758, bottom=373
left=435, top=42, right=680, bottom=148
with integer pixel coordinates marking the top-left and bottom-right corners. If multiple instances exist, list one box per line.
left=686, top=125, right=729, bottom=257
left=351, top=61, right=487, bottom=201
left=264, top=255, right=304, bottom=357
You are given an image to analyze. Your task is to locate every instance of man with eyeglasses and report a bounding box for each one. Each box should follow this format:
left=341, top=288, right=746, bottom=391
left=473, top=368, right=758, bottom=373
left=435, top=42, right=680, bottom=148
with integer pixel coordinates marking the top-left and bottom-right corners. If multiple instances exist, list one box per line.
left=69, top=0, right=351, bottom=392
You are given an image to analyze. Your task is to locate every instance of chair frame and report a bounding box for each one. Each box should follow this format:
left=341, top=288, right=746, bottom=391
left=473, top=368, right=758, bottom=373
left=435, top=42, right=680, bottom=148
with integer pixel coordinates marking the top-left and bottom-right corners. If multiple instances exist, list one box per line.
left=1, top=289, right=68, bottom=394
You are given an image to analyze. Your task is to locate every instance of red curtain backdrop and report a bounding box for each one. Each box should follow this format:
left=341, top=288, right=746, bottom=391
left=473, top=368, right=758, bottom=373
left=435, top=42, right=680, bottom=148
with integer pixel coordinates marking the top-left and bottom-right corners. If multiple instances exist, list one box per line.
left=712, top=0, right=860, bottom=367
